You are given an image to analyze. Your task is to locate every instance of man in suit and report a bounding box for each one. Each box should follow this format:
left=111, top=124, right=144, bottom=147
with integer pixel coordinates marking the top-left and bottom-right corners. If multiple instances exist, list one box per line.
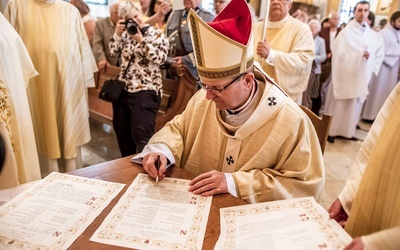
left=165, top=0, right=214, bottom=78
left=92, top=3, right=120, bottom=72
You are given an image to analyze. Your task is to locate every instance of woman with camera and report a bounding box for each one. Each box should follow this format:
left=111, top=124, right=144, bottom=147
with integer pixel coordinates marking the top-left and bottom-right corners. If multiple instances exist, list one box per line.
left=109, top=1, right=169, bottom=156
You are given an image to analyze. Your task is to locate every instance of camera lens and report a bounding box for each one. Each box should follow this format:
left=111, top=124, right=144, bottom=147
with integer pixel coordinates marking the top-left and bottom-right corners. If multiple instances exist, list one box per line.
left=125, top=18, right=138, bottom=35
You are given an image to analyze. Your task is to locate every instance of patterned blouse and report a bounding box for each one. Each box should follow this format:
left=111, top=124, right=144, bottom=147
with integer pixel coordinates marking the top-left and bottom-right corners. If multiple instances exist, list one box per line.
left=109, top=25, right=169, bottom=93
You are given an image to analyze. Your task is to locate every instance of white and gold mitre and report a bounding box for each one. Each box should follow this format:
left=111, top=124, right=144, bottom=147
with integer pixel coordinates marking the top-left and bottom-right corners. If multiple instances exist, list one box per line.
left=188, top=0, right=254, bottom=81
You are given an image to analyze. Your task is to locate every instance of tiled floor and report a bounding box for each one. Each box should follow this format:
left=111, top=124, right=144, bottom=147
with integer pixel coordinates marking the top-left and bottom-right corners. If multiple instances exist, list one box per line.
left=82, top=118, right=372, bottom=209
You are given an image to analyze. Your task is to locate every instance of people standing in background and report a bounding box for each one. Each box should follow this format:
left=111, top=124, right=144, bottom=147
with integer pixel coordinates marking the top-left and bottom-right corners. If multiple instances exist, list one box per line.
left=0, top=12, right=41, bottom=189
left=165, top=0, right=214, bottom=79
left=133, top=0, right=324, bottom=204
left=328, top=83, right=400, bottom=250
left=109, top=1, right=169, bottom=156
left=302, top=19, right=326, bottom=114
left=92, top=3, right=120, bottom=72
left=321, top=17, right=330, bottom=29
left=140, top=0, right=151, bottom=16
left=4, top=0, right=97, bottom=174
left=253, top=0, right=315, bottom=103
left=324, top=1, right=384, bottom=142
left=362, top=11, right=400, bottom=122
left=70, top=0, right=97, bottom=46
left=147, top=0, right=172, bottom=30
left=318, top=11, right=341, bottom=115
left=213, top=0, right=230, bottom=15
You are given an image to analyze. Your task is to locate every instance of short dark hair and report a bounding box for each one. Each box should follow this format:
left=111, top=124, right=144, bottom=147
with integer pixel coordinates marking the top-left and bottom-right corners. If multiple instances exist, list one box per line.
left=368, top=11, right=375, bottom=27
left=390, top=11, right=400, bottom=24
left=354, top=1, right=370, bottom=12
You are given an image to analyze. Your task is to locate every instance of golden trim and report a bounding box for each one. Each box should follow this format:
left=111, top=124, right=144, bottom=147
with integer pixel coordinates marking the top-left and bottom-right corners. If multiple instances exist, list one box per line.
left=198, top=57, right=254, bottom=79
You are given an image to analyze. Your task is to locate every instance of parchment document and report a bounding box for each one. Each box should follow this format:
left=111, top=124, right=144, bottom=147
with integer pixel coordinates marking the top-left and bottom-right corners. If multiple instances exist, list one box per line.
left=215, top=197, right=352, bottom=250
left=0, top=172, right=125, bottom=249
left=91, top=173, right=212, bottom=249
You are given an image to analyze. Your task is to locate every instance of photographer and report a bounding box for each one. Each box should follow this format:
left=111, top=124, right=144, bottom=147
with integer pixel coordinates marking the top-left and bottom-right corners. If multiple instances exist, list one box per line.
left=109, top=1, right=169, bottom=156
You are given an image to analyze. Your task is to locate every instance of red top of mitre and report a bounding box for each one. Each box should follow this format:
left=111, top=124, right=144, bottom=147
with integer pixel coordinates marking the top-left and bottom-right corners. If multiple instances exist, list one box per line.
left=207, top=0, right=252, bottom=46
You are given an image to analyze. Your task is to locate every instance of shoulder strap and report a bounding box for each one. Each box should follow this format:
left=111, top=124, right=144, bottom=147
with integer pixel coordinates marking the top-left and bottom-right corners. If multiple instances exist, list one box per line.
left=118, top=55, right=134, bottom=80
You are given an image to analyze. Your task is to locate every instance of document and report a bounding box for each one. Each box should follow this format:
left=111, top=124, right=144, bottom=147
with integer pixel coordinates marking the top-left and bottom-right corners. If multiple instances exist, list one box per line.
left=0, top=172, right=125, bottom=249
left=215, top=197, right=352, bottom=250
left=91, top=173, right=213, bottom=249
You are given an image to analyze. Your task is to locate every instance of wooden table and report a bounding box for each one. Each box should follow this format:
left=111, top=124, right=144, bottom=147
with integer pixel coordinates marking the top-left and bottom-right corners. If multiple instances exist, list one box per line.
left=0, top=156, right=247, bottom=249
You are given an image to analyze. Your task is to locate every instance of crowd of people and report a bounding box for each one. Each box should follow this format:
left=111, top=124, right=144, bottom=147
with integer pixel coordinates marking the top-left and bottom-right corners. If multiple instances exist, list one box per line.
left=1, top=0, right=399, bottom=249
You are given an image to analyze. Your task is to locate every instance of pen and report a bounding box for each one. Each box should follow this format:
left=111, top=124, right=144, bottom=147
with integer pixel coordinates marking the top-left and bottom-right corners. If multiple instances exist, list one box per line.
left=156, top=154, right=160, bottom=183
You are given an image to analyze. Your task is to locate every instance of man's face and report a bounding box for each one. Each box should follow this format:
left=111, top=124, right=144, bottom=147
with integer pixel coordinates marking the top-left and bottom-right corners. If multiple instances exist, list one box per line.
left=269, top=0, right=292, bottom=22
left=184, top=0, right=200, bottom=10
left=214, top=0, right=229, bottom=15
left=202, top=74, right=250, bottom=111
left=110, top=4, right=120, bottom=25
left=329, top=13, right=339, bottom=27
left=354, top=3, right=369, bottom=23
left=392, top=17, right=400, bottom=30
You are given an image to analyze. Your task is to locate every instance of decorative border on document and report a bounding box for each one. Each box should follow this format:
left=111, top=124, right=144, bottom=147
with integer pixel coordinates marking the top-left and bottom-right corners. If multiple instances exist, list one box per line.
left=220, top=198, right=349, bottom=249
left=0, top=172, right=123, bottom=249
left=94, top=174, right=210, bottom=249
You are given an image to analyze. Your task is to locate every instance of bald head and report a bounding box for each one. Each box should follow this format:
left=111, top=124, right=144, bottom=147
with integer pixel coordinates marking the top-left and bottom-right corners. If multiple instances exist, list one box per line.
left=328, top=12, right=339, bottom=27
left=110, top=3, right=120, bottom=25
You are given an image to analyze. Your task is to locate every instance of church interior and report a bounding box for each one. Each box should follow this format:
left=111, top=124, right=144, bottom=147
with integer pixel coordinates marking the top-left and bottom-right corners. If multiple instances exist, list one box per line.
left=0, top=0, right=399, bottom=221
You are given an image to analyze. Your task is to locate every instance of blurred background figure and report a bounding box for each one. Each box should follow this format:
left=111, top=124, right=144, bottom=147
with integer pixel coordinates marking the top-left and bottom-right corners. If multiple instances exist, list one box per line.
left=165, top=0, right=214, bottom=79
left=319, top=11, right=341, bottom=115
left=92, top=3, right=120, bottom=72
left=213, top=0, right=230, bottom=15
left=4, top=0, right=98, bottom=175
left=147, top=0, right=172, bottom=30
left=0, top=12, right=41, bottom=189
left=362, top=11, right=400, bottom=123
left=302, top=19, right=326, bottom=114
left=140, top=0, right=151, bottom=16
left=70, top=0, right=97, bottom=46
left=292, top=8, right=308, bottom=23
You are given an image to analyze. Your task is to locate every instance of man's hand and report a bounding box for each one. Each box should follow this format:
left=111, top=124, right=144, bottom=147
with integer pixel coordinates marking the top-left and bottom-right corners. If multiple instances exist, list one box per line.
left=188, top=170, right=228, bottom=196
left=363, top=50, right=370, bottom=60
left=97, top=60, right=108, bottom=72
left=157, top=2, right=172, bottom=17
left=256, top=40, right=271, bottom=59
left=328, top=198, right=349, bottom=227
left=142, top=153, right=167, bottom=181
left=344, top=237, right=364, bottom=250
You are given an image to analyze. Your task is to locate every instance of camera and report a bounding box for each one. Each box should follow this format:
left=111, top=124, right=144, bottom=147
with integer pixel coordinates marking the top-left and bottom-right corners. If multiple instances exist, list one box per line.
left=123, top=18, right=139, bottom=35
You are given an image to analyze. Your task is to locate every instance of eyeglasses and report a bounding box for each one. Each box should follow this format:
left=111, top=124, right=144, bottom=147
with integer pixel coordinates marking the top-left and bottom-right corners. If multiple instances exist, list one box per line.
left=214, top=0, right=227, bottom=4
left=200, top=73, right=244, bottom=93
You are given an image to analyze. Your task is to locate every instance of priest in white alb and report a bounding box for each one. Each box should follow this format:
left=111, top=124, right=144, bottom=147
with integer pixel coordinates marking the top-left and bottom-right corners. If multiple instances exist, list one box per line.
left=4, top=0, right=98, bottom=174
left=361, top=11, right=400, bottom=122
left=132, top=0, right=324, bottom=204
left=324, top=1, right=384, bottom=141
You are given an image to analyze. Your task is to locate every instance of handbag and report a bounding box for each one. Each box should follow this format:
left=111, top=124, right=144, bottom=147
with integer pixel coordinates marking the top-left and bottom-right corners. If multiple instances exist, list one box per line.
left=99, top=55, right=134, bottom=103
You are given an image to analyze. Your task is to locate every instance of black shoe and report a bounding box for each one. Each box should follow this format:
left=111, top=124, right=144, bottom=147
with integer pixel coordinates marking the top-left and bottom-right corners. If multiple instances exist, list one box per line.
left=327, top=136, right=335, bottom=143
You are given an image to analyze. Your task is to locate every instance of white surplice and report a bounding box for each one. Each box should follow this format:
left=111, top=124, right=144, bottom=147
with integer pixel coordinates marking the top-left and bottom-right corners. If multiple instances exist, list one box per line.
left=325, top=20, right=384, bottom=138
left=0, top=13, right=41, bottom=189
left=362, top=25, right=400, bottom=120
left=4, top=0, right=98, bottom=174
